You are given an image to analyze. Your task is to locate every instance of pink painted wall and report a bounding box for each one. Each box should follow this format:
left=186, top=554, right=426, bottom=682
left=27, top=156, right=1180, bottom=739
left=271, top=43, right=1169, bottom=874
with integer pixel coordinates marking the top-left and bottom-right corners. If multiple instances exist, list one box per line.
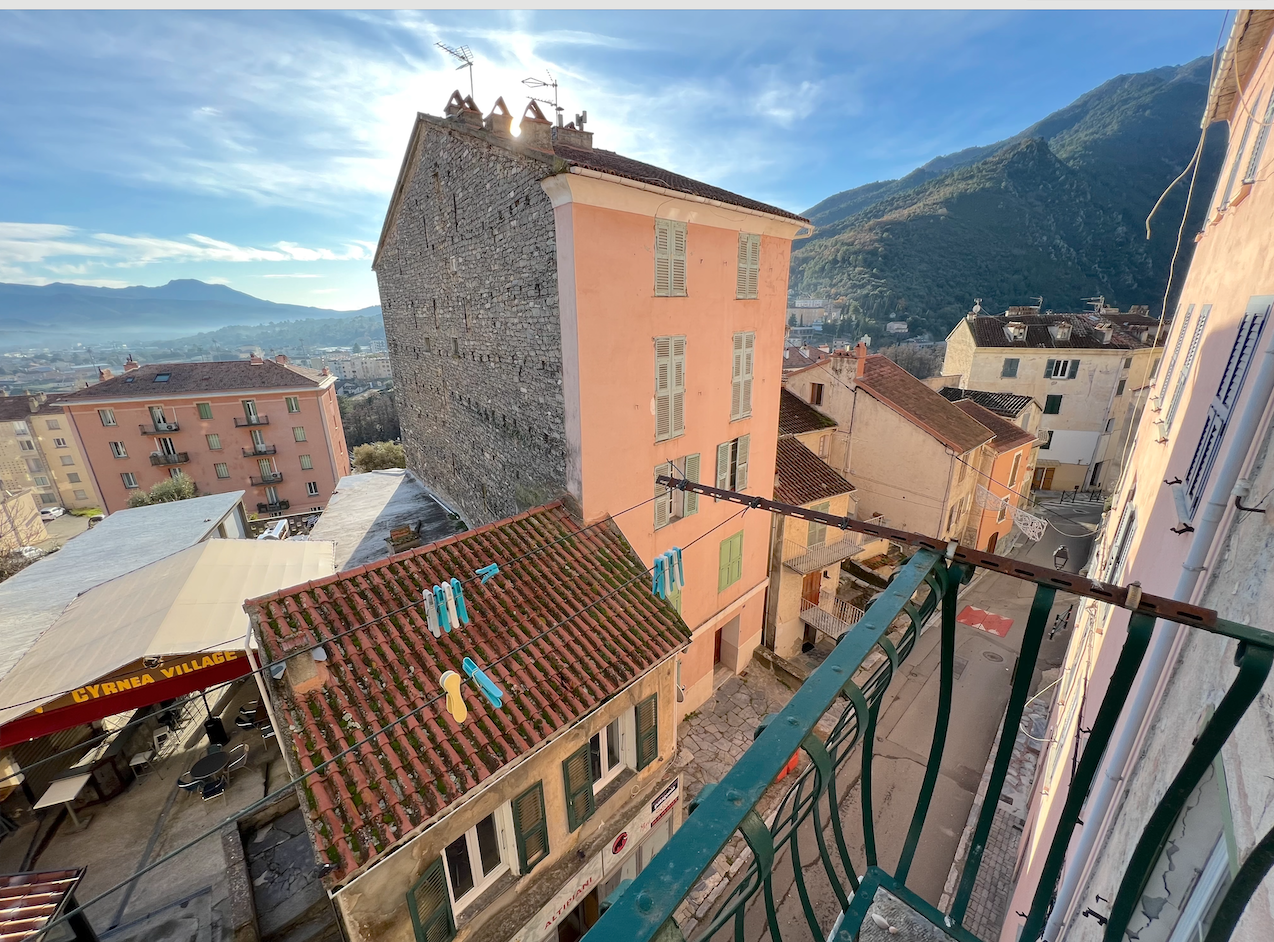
left=973, top=442, right=1034, bottom=551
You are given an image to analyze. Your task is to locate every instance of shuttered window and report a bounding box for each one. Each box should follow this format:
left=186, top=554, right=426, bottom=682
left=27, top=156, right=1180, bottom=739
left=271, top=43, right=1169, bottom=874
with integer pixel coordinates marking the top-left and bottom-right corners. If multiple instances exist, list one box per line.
left=1044, top=359, right=1080, bottom=379
left=511, top=782, right=549, bottom=873
left=731, top=332, right=755, bottom=420
left=654, top=462, right=672, bottom=530
left=718, top=531, right=744, bottom=591
left=683, top=453, right=700, bottom=516
left=1164, top=304, right=1212, bottom=432
left=1245, top=93, right=1274, bottom=183
left=1222, top=93, right=1260, bottom=207
left=562, top=743, right=596, bottom=831
left=1182, top=297, right=1271, bottom=518
left=807, top=501, right=830, bottom=547
left=736, top=233, right=760, bottom=299
left=655, top=454, right=701, bottom=529
left=654, top=219, right=687, bottom=297
left=635, top=695, right=658, bottom=770
left=1157, top=304, right=1194, bottom=407
left=406, top=858, right=455, bottom=942
left=197, top=402, right=213, bottom=419
left=654, top=336, right=686, bottom=441
left=715, top=435, right=749, bottom=496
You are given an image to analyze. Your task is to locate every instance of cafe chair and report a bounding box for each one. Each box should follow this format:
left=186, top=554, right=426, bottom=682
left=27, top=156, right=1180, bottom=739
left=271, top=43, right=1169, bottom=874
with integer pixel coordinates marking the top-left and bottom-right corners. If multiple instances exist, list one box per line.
left=235, top=701, right=260, bottom=730
left=177, top=772, right=201, bottom=793
left=201, top=774, right=228, bottom=802
left=129, top=751, right=159, bottom=782
left=152, top=728, right=173, bottom=756
left=226, top=743, right=249, bottom=772
left=206, top=743, right=223, bottom=755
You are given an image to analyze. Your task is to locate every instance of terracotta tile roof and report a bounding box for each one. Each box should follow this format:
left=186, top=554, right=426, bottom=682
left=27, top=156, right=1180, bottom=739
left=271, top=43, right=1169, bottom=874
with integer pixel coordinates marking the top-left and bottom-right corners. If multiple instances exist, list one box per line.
left=856, top=355, right=995, bottom=454
left=938, top=387, right=1035, bottom=419
left=779, top=388, right=837, bottom=436
left=553, top=142, right=809, bottom=223
left=58, top=359, right=326, bottom=401
left=774, top=438, right=854, bottom=506
left=0, top=395, right=69, bottom=423
left=965, top=313, right=1163, bottom=350
left=782, top=346, right=831, bottom=373
left=245, top=502, right=690, bottom=882
left=0, top=869, right=83, bottom=941
left=951, top=399, right=1037, bottom=453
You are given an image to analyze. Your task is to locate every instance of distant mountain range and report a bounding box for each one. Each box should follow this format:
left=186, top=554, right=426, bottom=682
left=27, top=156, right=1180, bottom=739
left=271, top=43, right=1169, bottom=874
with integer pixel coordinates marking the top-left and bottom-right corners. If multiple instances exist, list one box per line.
left=793, top=56, right=1227, bottom=338
left=0, top=279, right=381, bottom=348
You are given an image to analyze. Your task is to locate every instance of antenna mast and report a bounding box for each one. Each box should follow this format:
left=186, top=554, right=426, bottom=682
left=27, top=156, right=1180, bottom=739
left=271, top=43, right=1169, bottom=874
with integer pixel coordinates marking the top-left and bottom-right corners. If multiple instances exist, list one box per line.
left=522, top=71, right=563, bottom=126
left=436, top=43, right=475, bottom=99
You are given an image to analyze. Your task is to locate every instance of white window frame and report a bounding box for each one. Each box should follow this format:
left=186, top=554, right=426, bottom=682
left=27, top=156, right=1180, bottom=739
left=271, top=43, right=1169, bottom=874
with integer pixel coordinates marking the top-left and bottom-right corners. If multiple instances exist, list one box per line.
left=53, top=437, right=67, bottom=448
left=98, top=409, right=117, bottom=427
left=306, top=481, right=319, bottom=496
left=590, top=714, right=631, bottom=795
left=1049, top=359, right=1072, bottom=378
left=110, top=441, right=128, bottom=459
left=444, top=807, right=514, bottom=909
left=19, top=439, right=34, bottom=452
left=121, top=472, right=138, bottom=489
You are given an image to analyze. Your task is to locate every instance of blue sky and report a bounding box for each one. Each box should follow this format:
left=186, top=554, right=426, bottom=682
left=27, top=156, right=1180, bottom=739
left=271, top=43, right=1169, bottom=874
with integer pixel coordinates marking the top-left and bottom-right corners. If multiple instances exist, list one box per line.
left=0, top=9, right=1225, bottom=311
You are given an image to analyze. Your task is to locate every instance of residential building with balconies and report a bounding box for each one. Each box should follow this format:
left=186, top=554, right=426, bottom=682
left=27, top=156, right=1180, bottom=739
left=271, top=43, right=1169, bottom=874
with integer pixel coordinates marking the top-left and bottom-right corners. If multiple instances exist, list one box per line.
left=58, top=355, right=348, bottom=515
left=0, top=392, right=101, bottom=511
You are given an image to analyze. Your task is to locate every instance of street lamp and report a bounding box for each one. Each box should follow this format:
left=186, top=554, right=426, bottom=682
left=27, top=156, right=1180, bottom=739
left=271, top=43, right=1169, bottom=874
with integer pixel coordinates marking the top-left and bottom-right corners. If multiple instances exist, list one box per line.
left=1053, top=545, right=1070, bottom=570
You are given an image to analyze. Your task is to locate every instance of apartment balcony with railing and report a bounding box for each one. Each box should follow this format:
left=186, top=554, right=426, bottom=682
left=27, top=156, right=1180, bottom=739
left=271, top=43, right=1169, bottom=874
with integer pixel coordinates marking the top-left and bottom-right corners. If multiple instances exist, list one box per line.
left=138, top=422, right=180, bottom=434
left=256, top=499, right=289, bottom=513
left=798, top=590, right=866, bottom=640
left=149, top=451, right=189, bottom=466
left=242, top=444, right=277, bottom=457
left=233, top=414, right=269, bottom=427
left=782, top=514, right=887, bottom=575
left=250, top=472, right=284, bottom=486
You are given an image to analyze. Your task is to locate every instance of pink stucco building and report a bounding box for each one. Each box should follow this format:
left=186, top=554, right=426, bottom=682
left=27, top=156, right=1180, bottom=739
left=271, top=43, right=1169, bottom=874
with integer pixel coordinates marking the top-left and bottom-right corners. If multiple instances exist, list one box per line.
left=61, top=356, right=348, bottom=515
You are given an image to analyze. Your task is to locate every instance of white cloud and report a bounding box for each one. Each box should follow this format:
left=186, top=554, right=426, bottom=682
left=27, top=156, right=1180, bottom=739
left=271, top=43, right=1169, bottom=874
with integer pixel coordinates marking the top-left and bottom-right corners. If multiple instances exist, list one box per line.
left=263, top=272, right=322, bottom=278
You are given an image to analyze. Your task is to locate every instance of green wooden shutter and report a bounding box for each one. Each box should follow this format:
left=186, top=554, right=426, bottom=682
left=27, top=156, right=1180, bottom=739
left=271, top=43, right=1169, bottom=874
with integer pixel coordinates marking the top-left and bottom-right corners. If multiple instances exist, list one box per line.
left=718, top=535, right=732, bottom=591
left=1067, top=359, right=1080, bottom=379
left=716, top=441, right=730, bottom=490
left=512, top=782, right=549, bottom=873
left=731, top=332, right=744, bottom=419
left=683, top=453, right=700, bottom=516
left=730, top=532, right=743, bottom=586
left=654, top=463, right=671, bottom=530
left=671, top=336, right=686, bottom=437
left=735, top=434, right=749, bottom=490
left=1044, top=359, right=1056, bottom=378
left=562, top=743, right=595, bottom=831
left=654, top=337, right=672, bottom=440
left=406, top=858, right=455, bottom=942
left=654, top=220, right=672, bottom=296
left=635, top=695, right=659, bottom=770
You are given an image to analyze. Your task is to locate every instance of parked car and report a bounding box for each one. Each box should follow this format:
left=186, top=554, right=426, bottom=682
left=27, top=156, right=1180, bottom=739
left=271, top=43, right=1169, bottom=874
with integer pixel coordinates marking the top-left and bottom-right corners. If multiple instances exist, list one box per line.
left=39, top=506, right=65, bottom=521
left=16, top=546, right=47, bottom=560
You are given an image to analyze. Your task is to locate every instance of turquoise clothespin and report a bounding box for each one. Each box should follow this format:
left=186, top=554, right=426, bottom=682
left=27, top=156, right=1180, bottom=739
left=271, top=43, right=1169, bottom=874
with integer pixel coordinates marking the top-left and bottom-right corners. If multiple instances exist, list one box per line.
left=651, top=556, right=665, bottom=599
left=462, top=657, right=504, bottom=708
left=433, top=585, right=450, bottom=632
left=475, top=564, right=500, bottom=584
left=450, top=578, right=470, bottom=624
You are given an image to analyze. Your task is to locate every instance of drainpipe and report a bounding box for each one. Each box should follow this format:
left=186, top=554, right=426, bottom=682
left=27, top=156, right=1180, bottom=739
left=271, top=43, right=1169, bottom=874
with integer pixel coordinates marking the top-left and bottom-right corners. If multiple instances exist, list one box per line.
left=1044, top=324, right=1274, bottom=941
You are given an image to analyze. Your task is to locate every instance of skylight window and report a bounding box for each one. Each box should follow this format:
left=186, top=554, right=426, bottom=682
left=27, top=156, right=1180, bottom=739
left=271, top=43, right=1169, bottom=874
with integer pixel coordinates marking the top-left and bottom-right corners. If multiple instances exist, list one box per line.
left=153, top=373, right=171, bottom=382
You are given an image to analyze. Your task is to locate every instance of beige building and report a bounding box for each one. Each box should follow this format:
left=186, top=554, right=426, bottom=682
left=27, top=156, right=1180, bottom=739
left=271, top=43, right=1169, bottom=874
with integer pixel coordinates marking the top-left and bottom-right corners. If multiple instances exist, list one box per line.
left=942, top=306, right=1164, bottom=493
left=0, top=489, right=47, bottom=553
left=0, top=392, right=101, bottom=511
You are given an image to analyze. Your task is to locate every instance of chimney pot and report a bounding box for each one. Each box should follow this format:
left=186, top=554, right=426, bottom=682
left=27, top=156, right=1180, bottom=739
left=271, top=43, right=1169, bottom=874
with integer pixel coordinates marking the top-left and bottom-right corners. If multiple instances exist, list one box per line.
left=519, top=100, right=554, bottom=152
left=483, top=97, right=514, bottom=137
left=98, top=367, right=113, bottom=381
left=274, top=353, right=290, bottom=365
left=853, top=341, right=869, bottom=378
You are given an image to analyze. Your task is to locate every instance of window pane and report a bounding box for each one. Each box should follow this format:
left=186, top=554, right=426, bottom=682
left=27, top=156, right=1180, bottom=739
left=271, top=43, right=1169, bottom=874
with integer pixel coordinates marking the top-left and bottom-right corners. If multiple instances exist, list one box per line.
left=475, top=814, right=501, bottom=876
left=445, top=835, right=474, bottom=899
left=589, top=733, right=603, bottom=784
left=606, top=719, right=620, bottom=769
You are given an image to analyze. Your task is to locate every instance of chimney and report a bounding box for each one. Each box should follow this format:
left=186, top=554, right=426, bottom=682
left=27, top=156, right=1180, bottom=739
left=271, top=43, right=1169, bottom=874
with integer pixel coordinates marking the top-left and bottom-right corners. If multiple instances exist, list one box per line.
left=321, top=367, right=331, bottom=376
left=519, top=100, right=554, bottom=153
left=854, top=341, right=869, bottom=378
left=249, top=353, right=264, bottom=365
left=483, top=97, right=514, bottom=137
left=274, top=353, right=290, bottom=365
left=123, top=355, right=140, bottom=372
left=1094, top=321, right=1114, bottom=344
left=28, top=396, right=39, bottom=413
left=553, top=110, right=593, bottom=150
left=98, top=367, right=113, bottom=381
left=444, top=90, right=483, bottom=130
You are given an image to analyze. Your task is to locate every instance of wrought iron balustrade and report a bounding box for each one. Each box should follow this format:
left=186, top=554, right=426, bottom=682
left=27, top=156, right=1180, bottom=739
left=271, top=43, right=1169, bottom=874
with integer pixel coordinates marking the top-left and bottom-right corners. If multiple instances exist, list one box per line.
left=234, top=414, right=269, bottom=427
left=591, top=477, right=1274, bottom=942
left=243, top=444, right=277, bottom=457
left=139, top=422, right=180, bottom=434
left=798, top=591, right=865, bottom=640
left=250, top=472, right=284, bottom=486
left=149, top=451, right=189, bottom=466
left=256, top=499, right=289, bottom=513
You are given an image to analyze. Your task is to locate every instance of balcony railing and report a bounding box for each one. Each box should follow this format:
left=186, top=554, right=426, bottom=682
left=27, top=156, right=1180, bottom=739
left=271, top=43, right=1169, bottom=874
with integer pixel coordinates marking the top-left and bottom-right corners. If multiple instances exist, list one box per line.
left=242, top=445, right=277, bottom=457
left=250, top=472, right=284, bottom=486
left=599, top=477, right=1274, bottom=942
left=798, top=591, right=865, bottom=640
left=256, top=500, right=289, bottom=514
left=782, top=536, right=863, bottom=575
left=139, top=422, right=180, bottom=434
left=234, top=415, right=269, bottom=427
left=149, top=451, right=189, bottom=466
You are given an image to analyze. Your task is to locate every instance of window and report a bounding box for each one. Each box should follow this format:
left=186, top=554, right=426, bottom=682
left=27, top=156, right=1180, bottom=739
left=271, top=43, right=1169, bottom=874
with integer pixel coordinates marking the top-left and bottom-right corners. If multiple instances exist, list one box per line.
left=1045, top=358, right=1079, bottom=379
left=45, top=419, right=60, bottom=430
left=53, top=437, right=66, bottom=448
left=242, top=400, right=259, bottom=420
left=406, top=859, right=454, bottom=942
left=33, top=476, right=49, bottom=487
left=654, top=336, right=686, bottom=441
left=1221, top=92, right=1260, bottom=207
left=1244, top=90, right=1274, bottom=183
left=1089, top=461, right=1104, bottom=488
left=443, top=812, right=505, bottom=907
left=1008, top=453, right=1021, bottom=488
left=251, top=428, right=266, bottom=450
left=590, top=718, right=623, bottom=790
left=25, top=458, right=41, bottom=473
left=266, top=485, right=280, bottom=505
left=1123, top=357, right=1133, bottom=369
left=736, top=232, right=760, bottom=299
left=718, top=530, right=744, bottom=591
left=121, top=473, right=138, bottom=488
left=40, top=493, right=57, bottom=505
left=957, top=455, right=967, bottom=482
left=206, top=433, right=222, bottom=450
left=1001, top=357, right=1019, bottom=378
left=214, top=463, right=230, bottom=479
left=169, top=467, right=183, bottom=479
left=66, top=473, right=80, bottom=484
left=511, top=783, right=549, bottom=873
left=299, top=454, right=313, bottom=470
left=1105, top=418, right=1115, bottom=433
left=153, top=372, right=170, bottom=383
left=716, top=435, right=750, bottom=492
left=306, top=481, right=319, bottom=496
left=1165, top=304, right=1213, bottom=431
left=197, top=402, right=213, bottom=419
left=286, top=396, right=301, bottom=413
left=996, top=503, right=1007, bottom=524
left=654, top=454, right=700, bottom=529
left=635, top=694, right=658, bottom=770
left=1044, top=395, right=1062, bottom=415
left=60, top=456, right=75, bottom=467
left=98, top=409, right=117, bottom=427
left=818, top=434, right=829, bottom=458
left=731, top=331, right=754, bottom=420
left=293, top=427, right=306, bottom=442
left=74, top=489, right=88, bottom=501
left=1041, top=430, right=1055, bottom=450
left=807, top=501, right=830, bottom=547
left=12, top=421, right=29, bottom=436
left=563, top=743, right=596, bottom=831
left=451, top=338, right=460, bottom=356
left=1158, top=304, right=1195, bottom=403
left=809, top=382, right=824, bottom=406
left=654, top=218, right=687, bottom=297
left=1116, top=379, right=1126, bottom=396
left=109, top=441, right=127, bottom=458
left=18, top=439, right=34, bottom=452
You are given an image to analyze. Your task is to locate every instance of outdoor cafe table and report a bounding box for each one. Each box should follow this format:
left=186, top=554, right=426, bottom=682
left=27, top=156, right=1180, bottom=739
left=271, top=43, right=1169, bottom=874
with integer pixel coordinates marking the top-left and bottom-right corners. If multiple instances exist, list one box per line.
left=34, top=772, right=94, bottom=830
left=189, top=752, right=230, bottom=783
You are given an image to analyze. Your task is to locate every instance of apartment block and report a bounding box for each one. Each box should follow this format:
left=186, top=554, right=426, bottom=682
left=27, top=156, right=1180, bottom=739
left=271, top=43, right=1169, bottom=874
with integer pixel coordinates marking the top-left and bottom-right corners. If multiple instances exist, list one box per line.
left=0, top=392, right=101, bottom=510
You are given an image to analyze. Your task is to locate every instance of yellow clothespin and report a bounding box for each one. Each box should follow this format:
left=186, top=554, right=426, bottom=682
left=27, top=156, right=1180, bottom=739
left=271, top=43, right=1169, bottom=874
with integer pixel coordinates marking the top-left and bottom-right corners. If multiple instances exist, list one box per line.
left=440, top=671, right=467, bottom=723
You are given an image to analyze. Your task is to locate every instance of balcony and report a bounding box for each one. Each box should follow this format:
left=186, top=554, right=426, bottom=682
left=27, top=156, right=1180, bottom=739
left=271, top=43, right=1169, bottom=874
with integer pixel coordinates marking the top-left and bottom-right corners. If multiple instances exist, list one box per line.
left=149, top=451, right=189, bottom=466
left=601, top=478, right=1274, bottom=942
left=798, top=590, right=866, bottom=640
left=782, top=515, right=887, bottom=574
left=250, top=472, right=284, bottom=486
left=242, top=444, right=277, bottom=457
left=139, top=421, right=180, bottom=434
left=234, top=415, right=269, bottom=427
left=256, top=500, right=289, bottom=514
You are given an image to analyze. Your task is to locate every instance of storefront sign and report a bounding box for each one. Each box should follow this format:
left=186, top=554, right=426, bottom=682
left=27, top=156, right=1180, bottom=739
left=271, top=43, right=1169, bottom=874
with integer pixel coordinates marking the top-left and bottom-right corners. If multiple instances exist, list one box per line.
left=38, top=651, right=246, bottom=712
left=512, top=854, right=602, bottom=941
left=603, top=776, right=680, bottom=877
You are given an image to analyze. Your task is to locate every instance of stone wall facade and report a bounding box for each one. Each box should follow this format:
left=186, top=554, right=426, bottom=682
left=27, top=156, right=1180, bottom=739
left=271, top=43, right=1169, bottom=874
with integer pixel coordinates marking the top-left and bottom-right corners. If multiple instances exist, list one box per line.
left=376, top=118, right=567, bottom=525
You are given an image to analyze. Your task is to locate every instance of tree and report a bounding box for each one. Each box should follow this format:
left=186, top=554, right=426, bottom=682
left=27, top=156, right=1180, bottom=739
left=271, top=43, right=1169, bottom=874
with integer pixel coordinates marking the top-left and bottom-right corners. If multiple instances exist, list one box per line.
left=352, top=441, right=406, bottom=473
left=352, top=343, right=362, bottom=354
left=127, top=472, right=198, bottom=508
left=339, top=390, right=401, bottom=448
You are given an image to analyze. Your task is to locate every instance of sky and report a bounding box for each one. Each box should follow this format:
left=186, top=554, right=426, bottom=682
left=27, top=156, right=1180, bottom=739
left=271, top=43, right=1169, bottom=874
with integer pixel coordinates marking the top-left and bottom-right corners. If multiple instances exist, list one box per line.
left=0, top=8, right=1226, bottom=311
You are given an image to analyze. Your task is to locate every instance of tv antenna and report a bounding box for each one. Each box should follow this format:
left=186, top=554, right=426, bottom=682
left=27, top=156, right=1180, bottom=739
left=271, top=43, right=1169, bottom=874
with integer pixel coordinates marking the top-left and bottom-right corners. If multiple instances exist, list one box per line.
left=436, top=43, right=475, bottom=99
left=1030, top=296, right=1044, bottom=312
left=1083, top=296, right=1106, bottom=314
left=523, top=71, right=563, bottom=126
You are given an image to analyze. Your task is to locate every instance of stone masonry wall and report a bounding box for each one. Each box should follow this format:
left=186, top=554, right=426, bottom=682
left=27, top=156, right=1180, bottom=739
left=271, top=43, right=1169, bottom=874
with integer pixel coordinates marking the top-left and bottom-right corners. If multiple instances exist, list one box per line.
left=376, top=117, right=566, bottom=526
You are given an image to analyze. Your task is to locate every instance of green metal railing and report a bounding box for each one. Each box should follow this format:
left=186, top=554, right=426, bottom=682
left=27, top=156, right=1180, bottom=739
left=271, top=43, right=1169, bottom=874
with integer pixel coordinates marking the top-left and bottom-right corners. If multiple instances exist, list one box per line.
left=588, top=479, right=1274, bottom=942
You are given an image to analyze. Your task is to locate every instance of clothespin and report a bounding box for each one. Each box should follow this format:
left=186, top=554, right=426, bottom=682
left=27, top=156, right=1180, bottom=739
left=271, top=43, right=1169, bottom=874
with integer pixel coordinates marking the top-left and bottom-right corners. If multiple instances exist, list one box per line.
left=475, top=563, right=500, bottom=584
left=651, top=555, right=666, bottom=599
left=669, top=547, right=685, bottom=588
left=424, top=592, right=442, bottom=638
left=433, top=585, right=450, bottom=632
left=462, top=657, right=504, bottom=708
left=440, top=671, right=467, bottom=723
left=441, top=581, right=460, bottom=630
left=449, top=578, right=470, bottom=625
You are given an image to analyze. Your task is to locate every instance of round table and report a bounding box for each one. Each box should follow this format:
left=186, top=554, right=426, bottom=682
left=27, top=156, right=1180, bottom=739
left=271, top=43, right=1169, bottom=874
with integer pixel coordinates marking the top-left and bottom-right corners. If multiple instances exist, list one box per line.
left=189, top=752, right=230, bottom=782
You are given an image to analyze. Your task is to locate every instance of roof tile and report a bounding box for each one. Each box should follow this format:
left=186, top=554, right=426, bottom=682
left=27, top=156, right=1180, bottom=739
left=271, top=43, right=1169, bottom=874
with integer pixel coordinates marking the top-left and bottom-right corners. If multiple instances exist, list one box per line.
left=58, top=360, right=326, bottom=400
left=965, top=313, right=1163, bottom=350
left=938, top=387, right=1035, bottom=418
left=779, top=388, right=837, bottom=436
left=951, top=399, right=1038, bottom=453
left=774, top=438, right=855, bottom=506
left=856, top=356, right=994, bottom=454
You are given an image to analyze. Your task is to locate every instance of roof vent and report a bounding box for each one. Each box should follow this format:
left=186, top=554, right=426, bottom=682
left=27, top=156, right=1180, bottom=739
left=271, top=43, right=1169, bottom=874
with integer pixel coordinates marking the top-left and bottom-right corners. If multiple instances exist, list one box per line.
left=1095, top=321, right=1114, bottom=344
left=123, top=355, right=140, bottom=372
left=249, top=354, right=264, bottom=365
left=1003, top=322, right=1028, bottom=343
left=1049, top=321, right=1073, bottom=343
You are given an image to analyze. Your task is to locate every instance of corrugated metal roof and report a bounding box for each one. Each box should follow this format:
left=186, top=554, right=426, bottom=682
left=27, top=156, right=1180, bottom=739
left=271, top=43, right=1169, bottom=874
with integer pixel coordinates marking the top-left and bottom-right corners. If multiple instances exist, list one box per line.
left=938, top=387, right=1036, bottom=419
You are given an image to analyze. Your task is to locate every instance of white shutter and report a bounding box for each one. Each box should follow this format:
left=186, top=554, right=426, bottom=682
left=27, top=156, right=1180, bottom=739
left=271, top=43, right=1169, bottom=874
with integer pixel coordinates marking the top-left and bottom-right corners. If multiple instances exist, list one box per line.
left=670, top=221, right=687, bottom=296
left=741, top=332, right=754, bottom=418
left=671, top=336, right=686, bottom=437
left=1157, top=304, right=1194, bottom=402
left=736, top=434, right=749, bottom=490
left=684, top=453, right=700, bottom=516
left=654, top=462, right=671, bottom=530
left=731, top=333, right=744, bottom=419
left=716, top=442, right=730, bottom=494
left=1164, top=304, right=1212, bottom=431
left=654, top=220, right=672, bottom=297
left=654, top=337, right=672, bottom=440
left=736, top=235, right=750, bottom=299
left=746, top=234, right=760, bottom=299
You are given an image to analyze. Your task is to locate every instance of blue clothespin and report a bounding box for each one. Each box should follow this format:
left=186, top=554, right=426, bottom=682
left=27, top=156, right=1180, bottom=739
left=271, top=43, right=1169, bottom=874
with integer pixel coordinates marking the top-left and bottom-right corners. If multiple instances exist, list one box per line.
left=450, top=578, right=470, bottom=625
left=475, top=563, right=500, bottom=584
left=670, top=546, right=685, bottom=588
left=651, top=555, right=665, bottom=599
left=462, top=657, right=504, bottom=708
left=433, top=585, right=450, bottom=632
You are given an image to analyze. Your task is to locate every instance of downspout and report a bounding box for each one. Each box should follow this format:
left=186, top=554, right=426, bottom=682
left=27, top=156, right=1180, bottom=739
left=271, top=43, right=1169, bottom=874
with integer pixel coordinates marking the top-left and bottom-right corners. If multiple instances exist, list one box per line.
left=1044, top=324, right=1274, bottom=941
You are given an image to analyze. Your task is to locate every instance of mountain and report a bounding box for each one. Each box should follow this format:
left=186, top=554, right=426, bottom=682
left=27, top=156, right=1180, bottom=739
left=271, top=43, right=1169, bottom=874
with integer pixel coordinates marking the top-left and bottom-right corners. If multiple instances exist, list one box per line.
left=794, top=57, right=1227, bottom=337
left=0, top=279, right=381, bottom=348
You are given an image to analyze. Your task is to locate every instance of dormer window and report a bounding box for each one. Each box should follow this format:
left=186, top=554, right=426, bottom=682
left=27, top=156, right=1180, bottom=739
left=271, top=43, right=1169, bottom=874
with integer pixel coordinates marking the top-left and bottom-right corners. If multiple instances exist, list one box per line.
left=153, top=373, right=171, bottom=383
left=1048, top=322, right=1073, bottom=342
left=1003, top=322, right=1028, bottom=343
